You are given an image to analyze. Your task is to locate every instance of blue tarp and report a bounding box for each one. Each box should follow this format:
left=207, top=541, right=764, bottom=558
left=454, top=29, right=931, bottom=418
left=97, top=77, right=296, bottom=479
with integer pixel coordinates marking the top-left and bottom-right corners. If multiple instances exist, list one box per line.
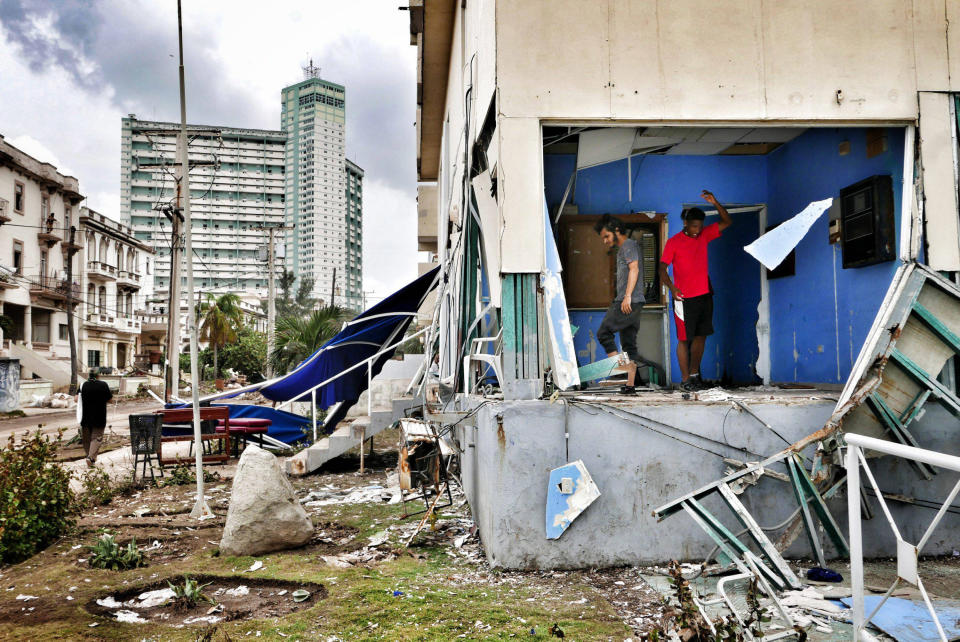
left=213, top=404, right=312, bottom=445
left=839, top=596, right=960, bottom=640
left=257, top=266, right=439, bottom=410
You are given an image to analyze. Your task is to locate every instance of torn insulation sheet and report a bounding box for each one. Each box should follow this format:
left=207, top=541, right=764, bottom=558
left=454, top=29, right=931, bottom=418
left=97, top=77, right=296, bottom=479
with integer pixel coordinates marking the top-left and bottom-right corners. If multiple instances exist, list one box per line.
left=546, top=460, right=601, bottom=539
left=744, top=198, right=833, bottom=270
left=543, top=200, right=581, bottom=390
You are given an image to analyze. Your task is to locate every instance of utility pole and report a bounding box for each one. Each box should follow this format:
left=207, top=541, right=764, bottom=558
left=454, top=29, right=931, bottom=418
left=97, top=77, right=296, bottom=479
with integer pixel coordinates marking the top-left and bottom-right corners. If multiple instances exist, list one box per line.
left=164, top=204, right=182, bottom=402
left=177, top=0, right=212, bottom=521
left=65, top=225, right=80, bottom=394
left=256, top=224, right=291, bottom=379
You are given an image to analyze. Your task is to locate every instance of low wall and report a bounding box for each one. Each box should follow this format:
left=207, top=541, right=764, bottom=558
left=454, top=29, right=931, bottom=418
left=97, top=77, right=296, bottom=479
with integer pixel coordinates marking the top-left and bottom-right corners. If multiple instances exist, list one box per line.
left=457, top=397, right=960, bottom=569
left=20, top=379, right=54, bottom=407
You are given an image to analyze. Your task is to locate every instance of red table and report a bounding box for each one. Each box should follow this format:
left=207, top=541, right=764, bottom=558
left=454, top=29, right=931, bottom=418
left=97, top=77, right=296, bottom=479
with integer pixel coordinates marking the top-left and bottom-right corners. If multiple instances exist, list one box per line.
left=216, top=418, right=271, bottom=456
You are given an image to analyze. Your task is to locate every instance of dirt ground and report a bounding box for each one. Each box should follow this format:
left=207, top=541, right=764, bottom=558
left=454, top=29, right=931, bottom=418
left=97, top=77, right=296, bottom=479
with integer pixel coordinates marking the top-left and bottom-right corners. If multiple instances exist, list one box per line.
left=0, top=431, right=668, bottom=641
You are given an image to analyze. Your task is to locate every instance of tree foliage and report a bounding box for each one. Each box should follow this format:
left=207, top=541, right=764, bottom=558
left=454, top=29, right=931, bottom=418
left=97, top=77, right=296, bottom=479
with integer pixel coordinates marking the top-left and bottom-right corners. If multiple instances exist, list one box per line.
left=270, top=305, right=353, bottom=375
left=267, top=269, right=321, bottom=318
left=199, top=292, right=243, bottom=378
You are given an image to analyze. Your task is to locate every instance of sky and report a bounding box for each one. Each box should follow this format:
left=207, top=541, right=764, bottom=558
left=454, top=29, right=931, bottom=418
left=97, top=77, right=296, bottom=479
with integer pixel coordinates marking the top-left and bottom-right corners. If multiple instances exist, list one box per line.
left=0, top=0, right=420, bottom=303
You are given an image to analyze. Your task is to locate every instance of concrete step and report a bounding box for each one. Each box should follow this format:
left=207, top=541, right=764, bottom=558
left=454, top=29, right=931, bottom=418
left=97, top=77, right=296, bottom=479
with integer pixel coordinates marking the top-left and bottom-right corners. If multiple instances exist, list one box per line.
left=285, top=414, right=389, bottom=477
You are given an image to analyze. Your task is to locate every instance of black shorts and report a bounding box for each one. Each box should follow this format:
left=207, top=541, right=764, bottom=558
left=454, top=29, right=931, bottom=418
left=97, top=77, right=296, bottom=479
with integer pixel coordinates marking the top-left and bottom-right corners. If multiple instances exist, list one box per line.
left=673, top=293, right=713, bottom=341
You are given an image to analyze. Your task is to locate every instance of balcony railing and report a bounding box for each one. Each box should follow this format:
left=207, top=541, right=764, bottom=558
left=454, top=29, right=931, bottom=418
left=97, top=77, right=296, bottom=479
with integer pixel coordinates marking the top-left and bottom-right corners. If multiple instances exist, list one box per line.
left=86, top=261, right=117, bottom=280
left=29, top=275, right=80, bottom=300
left=117, top=270, right=142, bottom=288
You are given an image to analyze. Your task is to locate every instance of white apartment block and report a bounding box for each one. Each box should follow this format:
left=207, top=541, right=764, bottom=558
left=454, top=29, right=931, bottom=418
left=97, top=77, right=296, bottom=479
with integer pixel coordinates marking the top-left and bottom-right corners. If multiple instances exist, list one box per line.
left=120, top=115, right=287, bottom=303
left=282, top=76, right=363, bottom=311
left=0, top=134, right=83, bottom=388
left=78, top=207, right=153, bottom=371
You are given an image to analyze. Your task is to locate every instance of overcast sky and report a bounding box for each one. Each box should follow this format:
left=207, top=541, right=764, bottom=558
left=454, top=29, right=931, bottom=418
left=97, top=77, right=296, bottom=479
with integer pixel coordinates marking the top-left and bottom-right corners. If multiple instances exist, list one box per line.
left=0, top=0, right=420, bottom=302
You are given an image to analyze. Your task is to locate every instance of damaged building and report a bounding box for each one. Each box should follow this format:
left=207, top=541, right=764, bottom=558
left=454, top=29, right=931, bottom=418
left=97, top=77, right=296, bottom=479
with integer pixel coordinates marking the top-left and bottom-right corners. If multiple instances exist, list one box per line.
left=405, top=0, right=960, bottom=579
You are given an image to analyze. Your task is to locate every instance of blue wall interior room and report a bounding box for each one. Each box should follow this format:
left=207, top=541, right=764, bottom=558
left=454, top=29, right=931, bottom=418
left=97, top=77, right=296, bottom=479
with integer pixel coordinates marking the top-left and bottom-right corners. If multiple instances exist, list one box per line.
left=543, top=126, right=905, bottom=386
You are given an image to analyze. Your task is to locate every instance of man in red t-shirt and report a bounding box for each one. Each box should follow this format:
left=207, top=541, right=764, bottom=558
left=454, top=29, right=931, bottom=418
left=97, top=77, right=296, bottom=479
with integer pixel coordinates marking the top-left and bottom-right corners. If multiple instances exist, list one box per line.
left=658, top=190, right=732, bottom=391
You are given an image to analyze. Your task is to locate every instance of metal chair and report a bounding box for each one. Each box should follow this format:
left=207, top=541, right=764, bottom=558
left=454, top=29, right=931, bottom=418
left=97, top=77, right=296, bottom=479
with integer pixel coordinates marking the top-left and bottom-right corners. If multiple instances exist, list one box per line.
left=129, top=414, right=164, bottom=484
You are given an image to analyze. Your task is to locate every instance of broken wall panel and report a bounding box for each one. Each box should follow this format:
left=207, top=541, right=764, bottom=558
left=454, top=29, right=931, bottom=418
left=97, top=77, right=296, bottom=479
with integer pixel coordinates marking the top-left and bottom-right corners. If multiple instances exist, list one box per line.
left=918, top=92, right=960, bottom=271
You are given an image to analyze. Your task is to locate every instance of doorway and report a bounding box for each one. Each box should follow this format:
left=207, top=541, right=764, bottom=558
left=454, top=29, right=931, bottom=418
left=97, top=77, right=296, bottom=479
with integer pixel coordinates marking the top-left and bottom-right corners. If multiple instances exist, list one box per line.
left=699, top=205, right=766, bottom=385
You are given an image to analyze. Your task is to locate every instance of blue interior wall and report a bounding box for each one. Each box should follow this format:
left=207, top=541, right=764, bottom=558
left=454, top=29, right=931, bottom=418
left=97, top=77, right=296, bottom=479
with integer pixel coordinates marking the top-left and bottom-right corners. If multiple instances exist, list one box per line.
left=547, top=153, right=768, bottom=382
left=544, top=126, right=905, bottom=385
left=765, top=128, right=903, bottom=384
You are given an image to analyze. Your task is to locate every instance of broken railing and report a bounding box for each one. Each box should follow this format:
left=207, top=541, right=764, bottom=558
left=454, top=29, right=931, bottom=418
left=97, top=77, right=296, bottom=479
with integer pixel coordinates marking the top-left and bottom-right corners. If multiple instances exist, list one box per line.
left=845, top=432, right=960, bottom=642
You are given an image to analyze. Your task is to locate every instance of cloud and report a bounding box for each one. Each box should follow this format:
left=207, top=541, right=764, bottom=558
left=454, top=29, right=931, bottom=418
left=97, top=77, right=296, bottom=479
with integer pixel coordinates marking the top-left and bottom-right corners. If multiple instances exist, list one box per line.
left=0, top=0, right=420, bottom=299
left=7, top=135, right=68, bottom=173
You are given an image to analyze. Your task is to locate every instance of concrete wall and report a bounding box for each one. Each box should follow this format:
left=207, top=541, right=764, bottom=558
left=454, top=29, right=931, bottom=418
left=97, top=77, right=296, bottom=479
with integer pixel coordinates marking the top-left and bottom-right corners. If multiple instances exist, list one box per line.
left=457, top=397, right=960, bottom=569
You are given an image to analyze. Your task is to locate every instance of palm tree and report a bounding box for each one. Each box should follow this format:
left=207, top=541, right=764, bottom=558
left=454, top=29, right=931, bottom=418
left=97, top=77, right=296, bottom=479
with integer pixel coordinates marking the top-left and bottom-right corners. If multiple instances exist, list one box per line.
left=270, top=305, right=353, bottom=375
left=199, top=292, right=243, bottom=379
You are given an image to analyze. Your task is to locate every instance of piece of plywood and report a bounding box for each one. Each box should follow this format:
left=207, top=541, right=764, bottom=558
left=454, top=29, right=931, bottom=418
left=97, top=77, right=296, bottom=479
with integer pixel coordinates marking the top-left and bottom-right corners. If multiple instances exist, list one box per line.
left=498, top=117, right=544, bottom=273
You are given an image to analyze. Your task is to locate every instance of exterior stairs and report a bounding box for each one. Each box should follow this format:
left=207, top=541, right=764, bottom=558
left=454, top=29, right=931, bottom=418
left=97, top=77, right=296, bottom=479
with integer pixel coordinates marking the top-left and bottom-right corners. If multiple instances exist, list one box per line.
left=285, top=396, right=422, bottom=476
left=9, top=342, right=72, bottom=387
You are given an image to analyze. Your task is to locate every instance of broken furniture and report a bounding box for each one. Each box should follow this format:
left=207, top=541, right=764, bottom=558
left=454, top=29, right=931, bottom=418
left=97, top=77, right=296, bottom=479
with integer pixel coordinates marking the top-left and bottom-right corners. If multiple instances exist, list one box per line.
left=129, top=413, right=164, bottom=484
left=398, top=418, right=454, bottom=518
left=156, top=406, right=231, bottom=466
left=215, top=417, right=270, bottom=457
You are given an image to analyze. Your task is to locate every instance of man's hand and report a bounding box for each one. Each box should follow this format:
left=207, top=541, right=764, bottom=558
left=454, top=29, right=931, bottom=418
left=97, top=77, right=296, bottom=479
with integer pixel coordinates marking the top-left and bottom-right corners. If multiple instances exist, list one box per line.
left=670, top=286, right=683, bottom=300
left=701, top=190, right=719, bottom=206
left=620, top=299, right=632, bottom=314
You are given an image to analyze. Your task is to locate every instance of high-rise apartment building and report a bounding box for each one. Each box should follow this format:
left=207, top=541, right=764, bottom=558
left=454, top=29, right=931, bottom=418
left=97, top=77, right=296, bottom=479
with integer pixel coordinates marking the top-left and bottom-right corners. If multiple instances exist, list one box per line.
left=120, top=115, right=287, bottom=299
left=281, top=70, right=363, bottom=310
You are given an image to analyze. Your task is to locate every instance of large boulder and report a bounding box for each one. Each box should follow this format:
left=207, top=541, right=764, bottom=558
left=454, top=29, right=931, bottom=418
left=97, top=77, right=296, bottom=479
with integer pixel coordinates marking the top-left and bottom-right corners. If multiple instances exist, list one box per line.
left=219, top=445, right=314, bottom=556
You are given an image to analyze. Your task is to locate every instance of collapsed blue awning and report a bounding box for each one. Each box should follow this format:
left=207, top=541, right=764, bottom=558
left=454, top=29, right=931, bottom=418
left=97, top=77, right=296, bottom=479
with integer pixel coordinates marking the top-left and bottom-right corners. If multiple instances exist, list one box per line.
left=205, top=267, right=439, bottom=415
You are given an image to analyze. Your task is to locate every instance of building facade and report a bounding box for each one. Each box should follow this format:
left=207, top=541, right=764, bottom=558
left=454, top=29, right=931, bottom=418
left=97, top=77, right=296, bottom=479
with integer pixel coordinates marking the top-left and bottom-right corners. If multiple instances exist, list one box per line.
left=120, top=115, right=287, bottom=301
left=281, top=72, right=363, bottom=310
left=407, top=0, right=960, bottom=570
left=0, top=134, right=83, bottom=388
left=78, top=206, right=153, bottom=371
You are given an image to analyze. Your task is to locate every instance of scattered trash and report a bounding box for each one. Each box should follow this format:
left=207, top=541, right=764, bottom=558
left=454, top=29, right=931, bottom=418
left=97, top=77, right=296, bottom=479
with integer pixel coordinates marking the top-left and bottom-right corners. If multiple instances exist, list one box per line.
left=225, top=585, right=250, bottom=597
left=367, top=531, right=389, bottom=547
left=132, top=507, right=150, bottom=518
left=134, top=587, right=176, bottom=608
left=393, top=590, right=404, bottom=597
left=143, top=540, right=162, bottom=552
left=806, top=566, right=843, bottom=583
left=96, top=596, right=123, bottom=608
left=15, top=594, right=38, bottom=601
left=114, top=609, right=147, bottom=623
left=292, top=589, right=310, bottom=602
left=246, top=561, right=263, bottom=572
left=546, top=460, right=601, bottom=540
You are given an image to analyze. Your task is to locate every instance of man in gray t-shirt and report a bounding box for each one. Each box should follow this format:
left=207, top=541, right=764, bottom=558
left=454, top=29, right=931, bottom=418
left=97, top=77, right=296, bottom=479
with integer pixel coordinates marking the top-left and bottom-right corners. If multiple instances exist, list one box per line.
left=593, top=214, right=644, bottom=388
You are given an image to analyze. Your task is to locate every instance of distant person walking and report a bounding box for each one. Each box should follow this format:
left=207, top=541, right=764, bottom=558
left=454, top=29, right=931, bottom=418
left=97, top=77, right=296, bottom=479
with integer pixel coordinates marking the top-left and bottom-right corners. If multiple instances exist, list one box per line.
left=78, top=369, right=112, bottom=467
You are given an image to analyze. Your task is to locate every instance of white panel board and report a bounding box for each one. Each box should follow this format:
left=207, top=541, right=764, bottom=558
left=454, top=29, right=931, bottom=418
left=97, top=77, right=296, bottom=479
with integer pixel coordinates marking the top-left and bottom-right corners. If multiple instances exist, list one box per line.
left=918, top=92, right=960, bottom=271
left=577, top=128, right=636, bottom=169
left=912, top=0, right=951, bottom=90
left=498, top=117, right=544, bottom=273
left=497, top=0, right=611, bottom=118
left=471, top=170, right=502, bottom=306
left=761, top=0, right=917, bottom=120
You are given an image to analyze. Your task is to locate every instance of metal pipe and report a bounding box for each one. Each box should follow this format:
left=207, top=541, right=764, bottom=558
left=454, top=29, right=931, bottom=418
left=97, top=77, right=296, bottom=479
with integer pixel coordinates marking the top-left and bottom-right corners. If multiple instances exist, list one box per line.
left=845, top=432, right=960, bottom=474
left=311, top=388, right=317, bottom=443
left=847, top=444, right=865, bottom=640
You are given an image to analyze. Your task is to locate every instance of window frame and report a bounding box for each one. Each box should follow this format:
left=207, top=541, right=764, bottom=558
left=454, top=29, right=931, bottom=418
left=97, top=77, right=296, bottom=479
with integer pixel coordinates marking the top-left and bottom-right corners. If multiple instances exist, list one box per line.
left=13, top=182, right=24, bottom=214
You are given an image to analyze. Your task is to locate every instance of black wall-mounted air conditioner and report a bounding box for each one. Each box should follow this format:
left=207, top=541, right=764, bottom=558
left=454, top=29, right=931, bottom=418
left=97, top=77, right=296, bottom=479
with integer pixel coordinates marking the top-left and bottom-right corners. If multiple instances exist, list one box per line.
left=839, top=174, right=896, bottom=269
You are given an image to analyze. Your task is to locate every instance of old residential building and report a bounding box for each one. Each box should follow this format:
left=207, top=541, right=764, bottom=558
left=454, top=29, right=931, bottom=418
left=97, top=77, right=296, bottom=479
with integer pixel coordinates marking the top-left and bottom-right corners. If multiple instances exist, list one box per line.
left=408, top=1, right=960, bottom=571
left=0, top=134, right=83, bottom=388
left=78, top=207, right=153, bottom=371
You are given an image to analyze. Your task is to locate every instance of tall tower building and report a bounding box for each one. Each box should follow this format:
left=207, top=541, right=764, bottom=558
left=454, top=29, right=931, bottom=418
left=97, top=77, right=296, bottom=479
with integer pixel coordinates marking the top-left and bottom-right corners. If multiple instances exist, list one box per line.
left=120, top=115, right=286, bottom=299
left=282, top=63, right=363, bottom=310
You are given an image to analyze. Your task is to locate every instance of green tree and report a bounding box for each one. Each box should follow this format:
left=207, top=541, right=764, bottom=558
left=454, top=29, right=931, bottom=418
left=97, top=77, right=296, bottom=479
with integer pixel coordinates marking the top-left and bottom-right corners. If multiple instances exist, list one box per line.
left=218, top=326, right=268, bottom=382
left=264, top=269, right=321, bottom=319
left=199, top=292, right=243, bottom=379
left=270, top=305, right=352, bottom=375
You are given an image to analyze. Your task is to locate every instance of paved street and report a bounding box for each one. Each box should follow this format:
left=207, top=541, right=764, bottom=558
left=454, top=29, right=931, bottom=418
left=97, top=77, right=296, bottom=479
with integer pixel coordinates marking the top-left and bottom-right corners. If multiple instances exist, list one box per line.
left=0, top=398, right=158, bottom=443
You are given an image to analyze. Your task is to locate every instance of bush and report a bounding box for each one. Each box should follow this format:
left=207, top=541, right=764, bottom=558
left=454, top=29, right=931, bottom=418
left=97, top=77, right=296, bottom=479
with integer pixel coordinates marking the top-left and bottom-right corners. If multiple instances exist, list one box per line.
left=161, top=463, right=221, bottom=487
left=0, top=430, right=75, bottom=563
left=77, top=468, right=136, bottom=508
left=88, top=533, right=146, bottom=570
